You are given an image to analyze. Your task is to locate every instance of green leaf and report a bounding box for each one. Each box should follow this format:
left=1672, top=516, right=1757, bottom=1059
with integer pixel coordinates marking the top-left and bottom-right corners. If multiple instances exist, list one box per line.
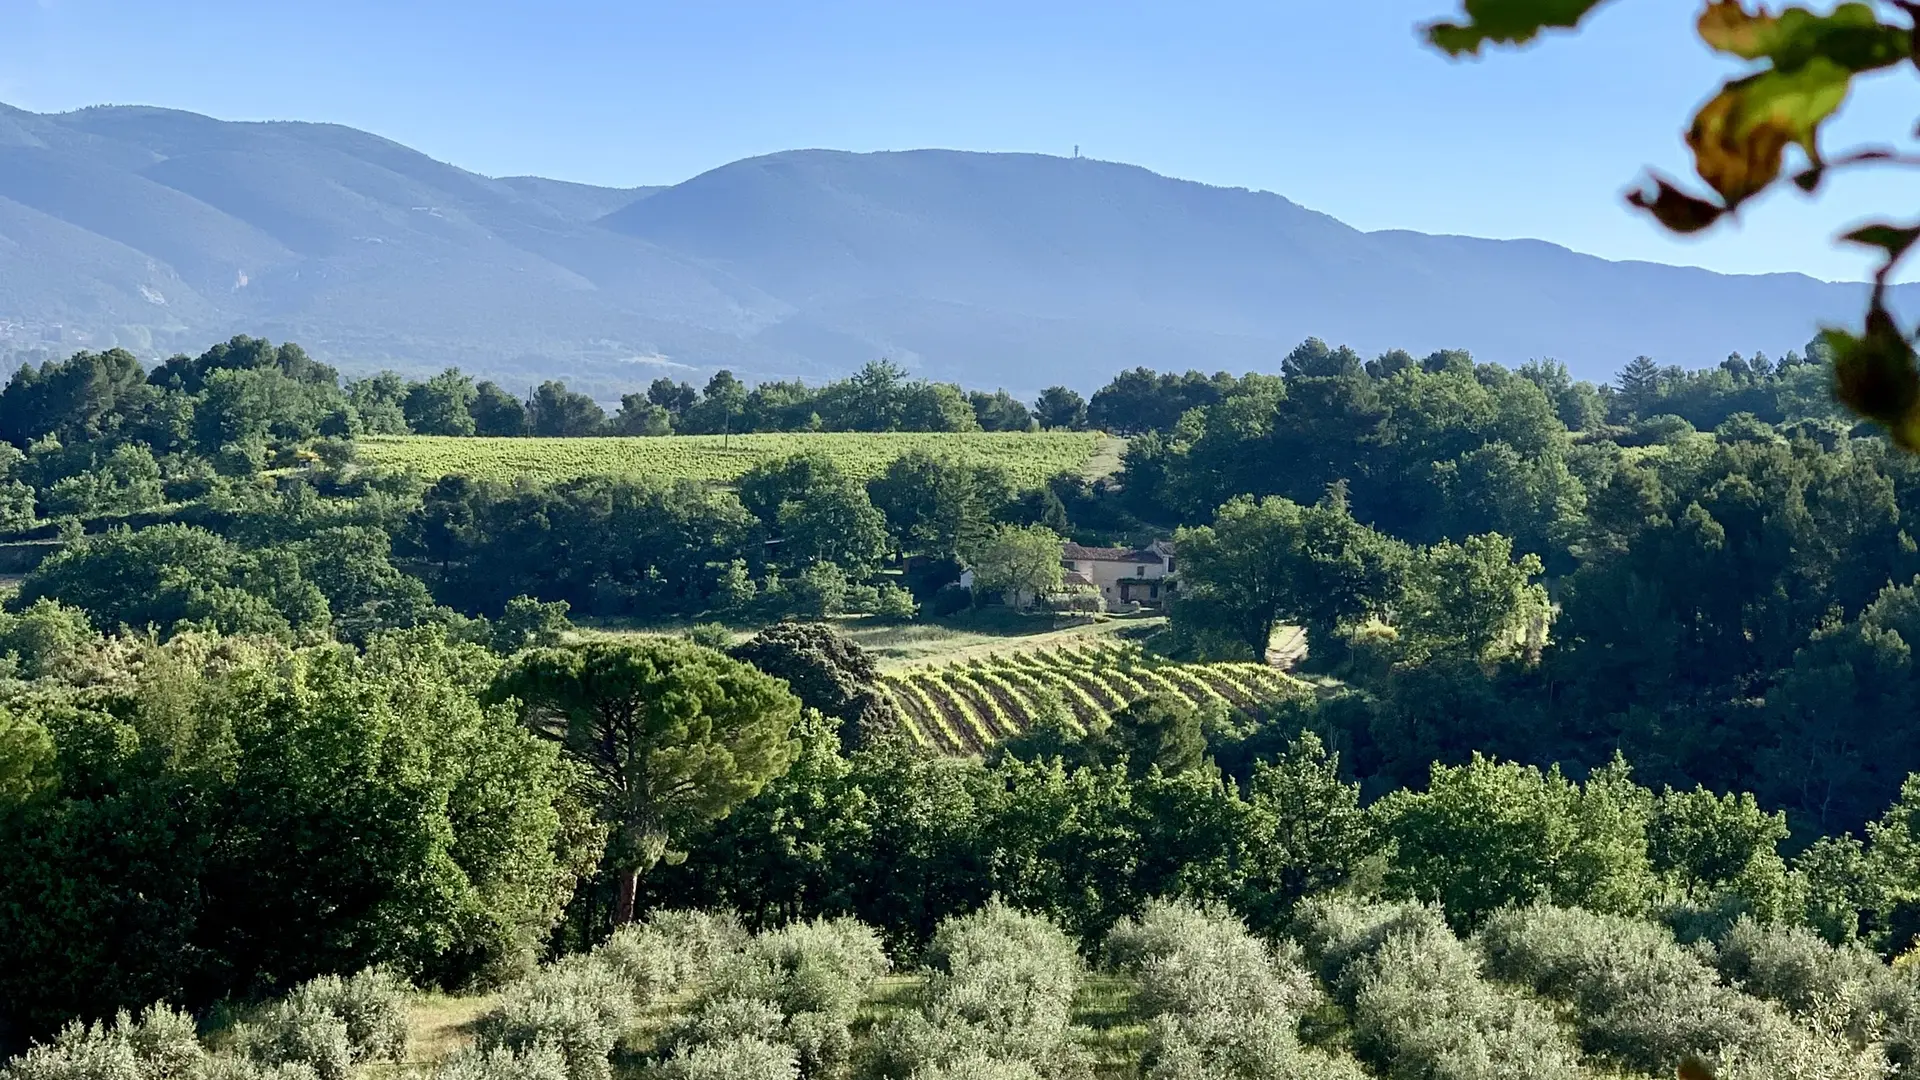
left=1841, top=222, right=1920, bottom=263
left=1827, top=299, right=1920, bottom=449
left=1425, top=0, right=1614, bottom=56
left=1698, top=1, right=1910, bottom=73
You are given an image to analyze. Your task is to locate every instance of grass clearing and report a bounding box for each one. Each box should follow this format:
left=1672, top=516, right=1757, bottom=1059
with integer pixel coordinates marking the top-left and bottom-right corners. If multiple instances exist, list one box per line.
left=358, top=431, right=1104, bottom=489
left=399, top=991, right=496, bottom=1067
left=568, top=609, right=1161, bottom=671
left=852, top=973, right=926, bottom=1043
left=1074, top=973, right=1150, bottom=1077
left=1080, top=434, right=1129, bottom=481
left=843, top=610, right=1161, bottom=670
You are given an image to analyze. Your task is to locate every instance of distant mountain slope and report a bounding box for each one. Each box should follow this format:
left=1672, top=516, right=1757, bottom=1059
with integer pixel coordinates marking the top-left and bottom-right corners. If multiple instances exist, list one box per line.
left=0, top=103, right=1901, bottom=394
left=607, top=149, right=1892, bottom=385
left=496, top=176, right=660, bottom=222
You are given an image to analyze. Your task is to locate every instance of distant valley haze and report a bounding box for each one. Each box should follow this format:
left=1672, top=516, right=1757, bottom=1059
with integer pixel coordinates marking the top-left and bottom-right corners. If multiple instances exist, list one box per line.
left=0, top=100, right=1907, bottom=398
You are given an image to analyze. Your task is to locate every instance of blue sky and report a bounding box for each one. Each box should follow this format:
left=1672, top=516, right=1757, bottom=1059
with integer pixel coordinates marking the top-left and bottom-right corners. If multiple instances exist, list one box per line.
left=2, top=0, right=1914, bottom=282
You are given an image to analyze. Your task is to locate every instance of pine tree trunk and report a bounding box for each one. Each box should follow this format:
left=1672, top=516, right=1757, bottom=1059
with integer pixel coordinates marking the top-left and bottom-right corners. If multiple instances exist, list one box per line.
left=614, top=865, right=641, bottom=925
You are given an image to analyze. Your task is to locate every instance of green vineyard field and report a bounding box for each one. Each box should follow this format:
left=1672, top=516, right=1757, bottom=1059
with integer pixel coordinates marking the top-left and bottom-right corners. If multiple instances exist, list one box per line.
left=878, top=642, right=1311, bottom=753
left=357, top=431, right=1104, bottom=488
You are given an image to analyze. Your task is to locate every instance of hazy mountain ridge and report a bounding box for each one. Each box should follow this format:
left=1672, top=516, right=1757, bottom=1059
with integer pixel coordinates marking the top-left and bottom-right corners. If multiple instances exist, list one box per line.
left=0, top=102, right=1900, bottom=394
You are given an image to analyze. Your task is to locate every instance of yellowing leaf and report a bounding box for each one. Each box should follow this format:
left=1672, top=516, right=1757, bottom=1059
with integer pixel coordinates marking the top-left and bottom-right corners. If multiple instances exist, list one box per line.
left=1686, top=60, right=1851, bottom=206
left=1698, top=1, right=1909, bottom=71
left=1698, top=0, right=1791, bottom=58
left=1425, top=0, right=1615, bottom=55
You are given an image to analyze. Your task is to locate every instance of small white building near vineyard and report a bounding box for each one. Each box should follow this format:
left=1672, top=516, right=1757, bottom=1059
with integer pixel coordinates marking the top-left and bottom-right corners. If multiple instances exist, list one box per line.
left=1060, top=540, right=1178, bottom=609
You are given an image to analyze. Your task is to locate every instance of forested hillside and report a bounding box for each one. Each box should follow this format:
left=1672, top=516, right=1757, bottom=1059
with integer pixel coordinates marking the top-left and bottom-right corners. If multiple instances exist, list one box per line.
left=3, top=330, right=1916, bottom=1079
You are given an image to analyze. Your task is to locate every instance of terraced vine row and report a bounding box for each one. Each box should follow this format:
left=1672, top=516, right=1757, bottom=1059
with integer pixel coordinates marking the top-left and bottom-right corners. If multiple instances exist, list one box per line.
left=876, top=642, right=1311, bottom=754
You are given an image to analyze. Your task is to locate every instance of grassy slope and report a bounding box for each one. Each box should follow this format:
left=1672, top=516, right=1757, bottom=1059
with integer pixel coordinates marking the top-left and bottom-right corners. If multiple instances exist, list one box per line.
left=572, top=611, right=1155, bottom=670
left=844, top=611, right=1158, bottom=671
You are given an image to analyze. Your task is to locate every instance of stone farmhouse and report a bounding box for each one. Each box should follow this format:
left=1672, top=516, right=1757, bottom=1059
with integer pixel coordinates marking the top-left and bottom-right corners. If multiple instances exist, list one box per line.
left=1062, top=540, right=1178, bottom=609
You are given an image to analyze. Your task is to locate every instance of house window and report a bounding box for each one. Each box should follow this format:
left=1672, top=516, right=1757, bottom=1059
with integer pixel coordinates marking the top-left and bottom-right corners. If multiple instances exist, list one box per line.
left=1149, top=584, right=1159, bottom=599
left=1166, top=558, right=1176, bottom=573
left=1136, top=566, right=1147, bottom=577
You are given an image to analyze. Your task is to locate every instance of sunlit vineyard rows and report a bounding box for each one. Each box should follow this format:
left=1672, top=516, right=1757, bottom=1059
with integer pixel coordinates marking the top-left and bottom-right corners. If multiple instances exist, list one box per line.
left=357, top=431, right=1103, bottom=487
left=879, top=641, right=1310, bottom=753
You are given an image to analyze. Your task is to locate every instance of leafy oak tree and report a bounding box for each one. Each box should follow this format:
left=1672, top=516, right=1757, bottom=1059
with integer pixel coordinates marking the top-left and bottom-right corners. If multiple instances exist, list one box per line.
left=960, top=523, right=1065, bottom=606
left=1374, top=754, right=1657, bottom=929
left=493, top=639, right=800, bottom=924
left=1172, top=488, right=1407, bottom=663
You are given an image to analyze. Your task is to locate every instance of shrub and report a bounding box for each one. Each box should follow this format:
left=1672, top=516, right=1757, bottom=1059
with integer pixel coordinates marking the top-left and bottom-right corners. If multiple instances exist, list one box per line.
left=1477, top=905, right=1875, bottom=1079
left=926, top=584, right=972, bottom=619
left=869, top=901, right=1091, bottom=1078
left=665, top=918, right=886, bottom=1079
left=921, top=900, right=1082, bottom=1039
left=871, top=582, right=919, bottom=621
left=684, top=624, right=735, bottom=651
left=1145, top=1014, right=1366, bottom=1080
left=595, top=909, right=748, bottom=1006
left=904, top=1058, right=1044, bottom=1080
left=230, top=1000, right=353, bottom=1080
left=280, top=971, right=409, bottom=1064
left=1347, top=923, right=1582, bottom=1080
left=709, top=918, right=888, bottom=1024
left=785, top=563, right=848, bottom=620
left=649, top=1036, right=798, bottom=1080
left=1710, top=1018, right=1886, bottom=1080
left=475, top=957, right=637, bottom=1080
left=432, top=1043, right=570, bottom=1080
left=1108, top=901, right=1363, bottom=1080
left=1477, top=904, right=1753, bottom=1072
left=1715, top=917, right=1920, bottom=1067
left=193, top=1060, right=319, bottom=1080
left=0, top=1007, right=201, bottom=1080
left=118, top=1007, right=203, bottom=1080
left=663, top=997, right=785, bottom=1051
left=1290, top=898, right=1450, bottom=1000
left=1107, top=900, right=1316, bottom=1026
left=1040, top=585, right=1104, bottom=615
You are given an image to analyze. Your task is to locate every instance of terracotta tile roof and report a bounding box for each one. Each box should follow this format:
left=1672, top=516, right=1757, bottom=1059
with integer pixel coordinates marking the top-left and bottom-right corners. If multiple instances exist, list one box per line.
left=1062, top=542, right=1164, bottom=563
left=1062, top=569, right=1095, bottom=586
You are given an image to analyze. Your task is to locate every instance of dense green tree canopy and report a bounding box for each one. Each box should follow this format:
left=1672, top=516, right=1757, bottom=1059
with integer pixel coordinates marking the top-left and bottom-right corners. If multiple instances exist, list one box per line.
left=960, top=523, right=1065, bottom=605
left=18, top=525, right=331, bottom=641
left=0, top=630, right=588, bottom=1035
left=1173, top=489, right=1409, bottom=662
left=495, top=639, right=800, bottom=924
